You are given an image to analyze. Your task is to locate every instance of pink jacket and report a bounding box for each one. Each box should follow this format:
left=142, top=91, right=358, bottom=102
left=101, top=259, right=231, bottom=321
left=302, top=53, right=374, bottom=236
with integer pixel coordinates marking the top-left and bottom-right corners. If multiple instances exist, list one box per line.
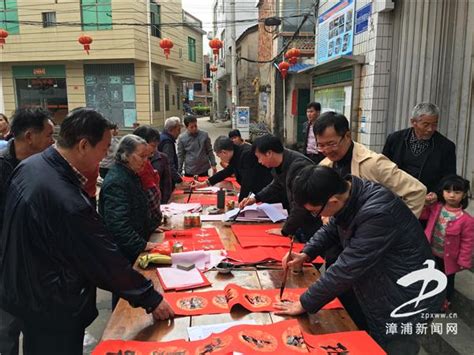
left=422, top=203, right=474, bottom=275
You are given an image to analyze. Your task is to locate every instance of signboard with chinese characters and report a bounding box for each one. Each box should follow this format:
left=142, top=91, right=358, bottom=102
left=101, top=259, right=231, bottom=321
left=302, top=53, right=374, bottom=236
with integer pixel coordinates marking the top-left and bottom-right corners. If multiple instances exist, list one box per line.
left=235, top=106, right=250, bottom=139
left=317, top=0, right=355, bottom=64
left=355, top=3, right=372, bottom=34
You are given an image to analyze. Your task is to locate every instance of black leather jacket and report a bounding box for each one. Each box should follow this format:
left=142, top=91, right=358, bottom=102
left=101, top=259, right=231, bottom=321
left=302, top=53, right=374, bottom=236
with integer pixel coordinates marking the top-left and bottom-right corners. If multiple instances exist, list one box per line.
left=300, top=176, right=444, bottom=345
left=0, top=147, right=162, bottom=329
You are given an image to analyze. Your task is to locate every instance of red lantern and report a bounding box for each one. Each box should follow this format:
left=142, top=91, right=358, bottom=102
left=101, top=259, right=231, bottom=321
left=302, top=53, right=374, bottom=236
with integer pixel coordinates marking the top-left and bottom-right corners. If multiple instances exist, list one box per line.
left=209, top=38, right=223, bottom=61
left=285, top=47, right=301, bottom=66
left=278, top=61, right=290, bottom=79
left=210, top=65, right=218, bottom=73
left=78, top=35, right=93, bottom=55
left=0, top=29, right=9, bottom=49
left=159, top=38, right=174, bottom=59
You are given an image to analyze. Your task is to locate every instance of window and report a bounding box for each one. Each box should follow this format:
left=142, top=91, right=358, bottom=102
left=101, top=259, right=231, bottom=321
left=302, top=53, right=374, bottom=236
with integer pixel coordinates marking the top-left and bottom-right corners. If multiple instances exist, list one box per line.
left=42, top=12, right=56, bottom=28
left=0, top=0, right=19, bottom=34
left=282, top=0, right=314, bottom=32
left=188, top=37, right=196, bottom=62
left=172, top=94, right=175, bottom=106
left=150, top=1, right=161, bottom=38
left=153, top=81, right=160, bottom=112
left=165, top=84, right=170, bottom=111
left=193, top=83, right=202, bottom=92
left=81, top=0, right=112, bottom=31
left=176, top=89, right=180, bottom=110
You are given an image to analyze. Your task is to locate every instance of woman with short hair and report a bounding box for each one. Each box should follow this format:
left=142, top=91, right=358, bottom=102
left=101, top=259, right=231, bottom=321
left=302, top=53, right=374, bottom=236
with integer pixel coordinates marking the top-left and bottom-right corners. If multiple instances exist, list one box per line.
left=99, top=134, right=160, bottom=264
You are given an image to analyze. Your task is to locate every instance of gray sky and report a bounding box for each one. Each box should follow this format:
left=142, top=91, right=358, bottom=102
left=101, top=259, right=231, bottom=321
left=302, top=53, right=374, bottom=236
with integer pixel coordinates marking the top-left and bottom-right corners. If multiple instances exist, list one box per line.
left=182, top=0, right=215, bottom=33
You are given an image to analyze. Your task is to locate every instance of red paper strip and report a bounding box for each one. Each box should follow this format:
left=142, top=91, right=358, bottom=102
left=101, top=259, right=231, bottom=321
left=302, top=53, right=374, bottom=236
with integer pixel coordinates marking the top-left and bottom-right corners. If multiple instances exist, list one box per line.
left=164, top=283, right=342, bottom=316
left=226, top=245, right=325, bottom=264
left=188, top=194, right=238, bottom=205
left=182, top=176, right=208, bottom=183
left=93, top=319, right=310, bottom=354
left=302, top=330, right=386, bottom=355
left=164, top=227, right=224, bottom=251
left=224, top=176, right=241, bottom=189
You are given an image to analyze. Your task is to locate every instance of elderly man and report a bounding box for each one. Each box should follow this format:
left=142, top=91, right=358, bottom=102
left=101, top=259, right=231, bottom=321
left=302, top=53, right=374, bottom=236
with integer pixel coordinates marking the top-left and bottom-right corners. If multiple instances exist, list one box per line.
left=177, top=115, right=217, bottom=177
left=159, top=116, right=183, bottom=187
left=0, top=107, right=54, bottom=355
left=275, top=165, right=444, bottom=354
left=383, top=102, right=456, bottom=203
left=302, top=102, right=325, bottom=163
left=0, top=108, right=173, bottom=354
left=191, top=136, right=273, bottom=201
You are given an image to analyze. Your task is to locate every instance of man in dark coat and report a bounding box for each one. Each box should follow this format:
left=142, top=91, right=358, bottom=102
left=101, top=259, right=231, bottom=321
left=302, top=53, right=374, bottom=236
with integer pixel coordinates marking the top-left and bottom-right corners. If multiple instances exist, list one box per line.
left=302, top=101, right=325, bottom=163
left=239, top=134, right=320, bottom=241
left=275, top=166, right=445, bottom=353
left=382, top=102, right=456, bottom=202
left=191, top=136, right=273, bottom=201
left=0, top=108, right=54, bottom=355
left=0, top=108, right=174, bottom=354
left=159, top=116, right=183, bottom=187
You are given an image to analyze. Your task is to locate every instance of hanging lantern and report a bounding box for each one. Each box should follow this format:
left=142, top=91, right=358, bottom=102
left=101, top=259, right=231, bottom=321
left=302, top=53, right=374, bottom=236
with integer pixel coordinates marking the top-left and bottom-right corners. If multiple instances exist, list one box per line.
left=209, top=38, right=223, bottom=61
left=285, top=47, right=301, bottom=66
left=210, top=65, right=218, bottom=73
left=78, top=35, right=93, bottom=55
left=159, top=38, right=174, bottom=59
left=278, top=61, right=290, bottom=79
left=0, top=29, right=8, bottom=49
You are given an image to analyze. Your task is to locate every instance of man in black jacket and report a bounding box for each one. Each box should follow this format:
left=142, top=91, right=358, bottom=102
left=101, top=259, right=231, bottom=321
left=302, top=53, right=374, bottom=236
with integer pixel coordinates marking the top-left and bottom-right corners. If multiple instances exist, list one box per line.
left=191, top=136, right=273, bottom=201
left=275, top=166, right=445, bottom=353
left=0, top=108, right=174, bottom=354
left=302, top=101, right=325, bottom=163
left=239, top=134, right=319, bottom=241
left=0, top=108, right=54, bottom=355
left=382, top=102, right=456, bottom=203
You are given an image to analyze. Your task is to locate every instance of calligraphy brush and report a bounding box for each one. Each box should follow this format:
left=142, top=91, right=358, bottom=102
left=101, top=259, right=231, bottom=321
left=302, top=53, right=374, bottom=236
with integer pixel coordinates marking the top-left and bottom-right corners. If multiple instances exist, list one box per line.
left=279, top=235, right=295, bottom=300
left=186, top=175, right=199, bottom=203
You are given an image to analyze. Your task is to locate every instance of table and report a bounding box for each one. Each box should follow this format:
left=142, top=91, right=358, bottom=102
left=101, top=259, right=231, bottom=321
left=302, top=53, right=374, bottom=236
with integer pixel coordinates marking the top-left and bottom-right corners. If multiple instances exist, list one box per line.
left=101, top=185, right=357, bottom=342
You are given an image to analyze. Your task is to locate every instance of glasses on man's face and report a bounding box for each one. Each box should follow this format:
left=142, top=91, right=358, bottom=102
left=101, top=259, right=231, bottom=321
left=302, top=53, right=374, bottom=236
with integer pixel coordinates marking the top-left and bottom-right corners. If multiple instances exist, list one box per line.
left=309, top=199, right=329, bottom=219
left=316, top=136, right=345, bottom=152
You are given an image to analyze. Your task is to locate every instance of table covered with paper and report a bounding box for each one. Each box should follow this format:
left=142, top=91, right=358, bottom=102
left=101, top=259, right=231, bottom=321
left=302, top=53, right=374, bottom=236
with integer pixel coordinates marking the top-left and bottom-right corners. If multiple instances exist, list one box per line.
left=99, top=181, right=360, bottom=354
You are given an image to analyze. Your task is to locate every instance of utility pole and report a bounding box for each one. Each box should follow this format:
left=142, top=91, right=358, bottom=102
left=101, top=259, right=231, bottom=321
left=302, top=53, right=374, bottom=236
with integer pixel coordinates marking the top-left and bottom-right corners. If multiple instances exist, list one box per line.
left=230, top=0, right=238, bottom=128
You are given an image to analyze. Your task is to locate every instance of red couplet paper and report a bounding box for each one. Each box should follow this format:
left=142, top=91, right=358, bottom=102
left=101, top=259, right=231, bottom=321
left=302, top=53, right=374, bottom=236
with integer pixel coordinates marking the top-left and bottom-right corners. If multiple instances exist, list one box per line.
left=231, top=224, right=306, bottom=248
left=226, top=245, right=325, bottom=265
left=164, top=283, right=342, bottom=316
left=164, top=227, right=224, bottom=251
left=182, top=176, right=208, bottom=183
left=224, top=176, right=241, bottom=188
left=188, top=194, right=238, bottom=205
left=302, top=330, right=386, bottom=355
left=93, top=319, right=310, bottom=354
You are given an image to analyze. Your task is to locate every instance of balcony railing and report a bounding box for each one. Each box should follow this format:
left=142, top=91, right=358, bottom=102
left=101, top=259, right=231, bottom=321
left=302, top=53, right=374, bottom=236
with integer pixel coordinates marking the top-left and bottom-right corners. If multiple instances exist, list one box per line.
left=280, top=33, right=315, bottom=55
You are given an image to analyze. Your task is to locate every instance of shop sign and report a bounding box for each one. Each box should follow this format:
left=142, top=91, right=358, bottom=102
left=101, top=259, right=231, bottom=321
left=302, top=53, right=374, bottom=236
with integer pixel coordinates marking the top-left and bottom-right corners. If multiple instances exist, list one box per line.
left=355, top=3, right=372, bottom=35
left=33, top=68, right=46, bottom=76
left=317, top=0, right=355, bottom=64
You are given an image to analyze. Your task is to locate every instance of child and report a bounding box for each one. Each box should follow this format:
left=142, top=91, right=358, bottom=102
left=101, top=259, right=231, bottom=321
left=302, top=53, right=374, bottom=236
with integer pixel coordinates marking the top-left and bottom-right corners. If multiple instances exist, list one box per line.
left=422, top=175, right=474, bottom=309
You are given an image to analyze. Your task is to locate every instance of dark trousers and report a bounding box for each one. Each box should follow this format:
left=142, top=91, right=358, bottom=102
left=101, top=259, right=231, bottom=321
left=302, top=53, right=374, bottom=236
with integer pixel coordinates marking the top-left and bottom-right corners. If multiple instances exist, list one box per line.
left=434, top=256, right=455, bottom=301
left=22, top=323, right=84, bottom=355
left=0, top=308, right=22, bottom=355
left=184, top=172, right=209, bottom=177
left=383, top=335, right=420, bottom=355
left=99, top=167, right=109, bottom=179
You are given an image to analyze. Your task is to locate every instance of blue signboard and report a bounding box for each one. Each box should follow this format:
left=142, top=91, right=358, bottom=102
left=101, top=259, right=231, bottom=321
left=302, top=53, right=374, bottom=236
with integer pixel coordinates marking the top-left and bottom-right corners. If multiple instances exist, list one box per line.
left=317, top=0, right=355, bottom=64
left=355, top=3, right=372, bottom=35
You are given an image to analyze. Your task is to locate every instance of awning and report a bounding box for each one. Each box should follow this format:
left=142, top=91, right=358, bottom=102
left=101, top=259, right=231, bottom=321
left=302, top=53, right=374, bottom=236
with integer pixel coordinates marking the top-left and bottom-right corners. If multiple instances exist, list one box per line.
left=294, top=55, right=365, bottom=75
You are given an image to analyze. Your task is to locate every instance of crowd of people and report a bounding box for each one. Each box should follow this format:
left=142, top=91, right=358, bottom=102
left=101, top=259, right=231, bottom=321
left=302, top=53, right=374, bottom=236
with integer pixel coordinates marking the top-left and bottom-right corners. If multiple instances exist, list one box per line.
left=0, top=102, right=472, bottom=355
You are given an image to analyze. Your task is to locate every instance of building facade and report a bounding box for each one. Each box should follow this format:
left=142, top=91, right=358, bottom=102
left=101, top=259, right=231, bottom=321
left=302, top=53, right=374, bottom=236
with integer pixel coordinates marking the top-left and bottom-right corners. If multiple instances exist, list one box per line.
left=299, top=0, right=473, bottom=186
left=0, top=0, right=204, bottom=128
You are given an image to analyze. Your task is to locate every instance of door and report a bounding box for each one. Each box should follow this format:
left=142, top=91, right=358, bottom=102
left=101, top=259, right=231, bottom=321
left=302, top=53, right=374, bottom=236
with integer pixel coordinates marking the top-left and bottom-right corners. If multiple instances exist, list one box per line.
left=296, top=89, right=310, bottom=144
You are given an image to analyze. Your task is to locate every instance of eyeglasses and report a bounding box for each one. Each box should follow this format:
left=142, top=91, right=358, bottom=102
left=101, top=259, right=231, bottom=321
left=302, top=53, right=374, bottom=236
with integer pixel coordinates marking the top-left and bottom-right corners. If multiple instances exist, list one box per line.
left=316, top=136, right=345, bottom=152
left=309, top=199, right=329, bottom=219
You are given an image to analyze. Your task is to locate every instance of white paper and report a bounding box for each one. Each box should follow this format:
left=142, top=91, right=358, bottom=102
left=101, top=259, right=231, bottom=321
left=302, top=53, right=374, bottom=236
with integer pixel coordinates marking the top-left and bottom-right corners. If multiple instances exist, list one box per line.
left=160, top=203, right=202, bottom=215
left=171, top=250, right=226, bottom=271
left=156, top=267, right=204, bottom=289
left=195, top=186, right=221, bottom=193
left=224, top=203, right=287, bottom=222
left=187, top=320, right=257, bottom=341
left=201, top=214, right=226, bottom=221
